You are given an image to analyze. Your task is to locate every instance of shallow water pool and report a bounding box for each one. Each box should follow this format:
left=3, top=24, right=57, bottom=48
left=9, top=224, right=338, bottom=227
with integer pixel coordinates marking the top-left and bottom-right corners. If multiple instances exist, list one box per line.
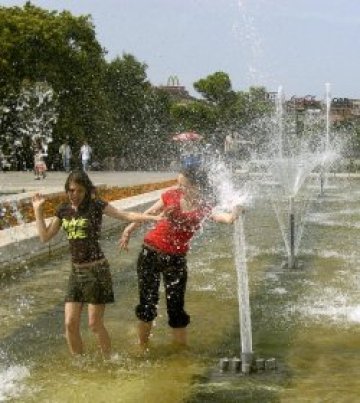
left=1, top=177, right=360, bottom=402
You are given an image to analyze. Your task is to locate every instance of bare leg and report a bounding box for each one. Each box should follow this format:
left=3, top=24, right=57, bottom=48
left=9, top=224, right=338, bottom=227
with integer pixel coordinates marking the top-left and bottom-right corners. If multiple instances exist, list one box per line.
left=64, top=302, right=83, bottom=355
left=88, top=304, right=111, bottom=357
left=138, top=321, right=152, bottom=346
left=172, top=328, right=187, bottom=346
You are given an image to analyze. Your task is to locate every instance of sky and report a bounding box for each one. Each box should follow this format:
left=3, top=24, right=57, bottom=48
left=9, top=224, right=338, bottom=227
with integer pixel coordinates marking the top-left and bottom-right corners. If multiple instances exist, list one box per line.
left=2, top=0, right=360, bottom=100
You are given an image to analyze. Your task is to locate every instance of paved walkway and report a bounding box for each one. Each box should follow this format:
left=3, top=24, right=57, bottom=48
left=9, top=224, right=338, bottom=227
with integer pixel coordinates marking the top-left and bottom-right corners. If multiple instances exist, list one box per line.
left=1, top=169, right=358, bottom=198
left=0, top=171, right=177, bottom=195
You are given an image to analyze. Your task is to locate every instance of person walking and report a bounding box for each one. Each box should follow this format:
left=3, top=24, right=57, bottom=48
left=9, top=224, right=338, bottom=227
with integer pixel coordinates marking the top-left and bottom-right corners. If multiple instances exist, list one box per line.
left=59, top=141, right=72, bottom=172
left=119, top=167, right=243, bottom=349
left=32, top=170, right=161, bottom=358
left=79, top=140, right=92, bottom=172
left=34, top=147, right=47, bottom=180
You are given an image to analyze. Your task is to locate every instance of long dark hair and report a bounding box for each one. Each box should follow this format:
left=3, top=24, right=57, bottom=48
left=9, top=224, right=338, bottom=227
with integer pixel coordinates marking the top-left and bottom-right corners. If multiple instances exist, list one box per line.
left=64, top=170, right=95, bottom=209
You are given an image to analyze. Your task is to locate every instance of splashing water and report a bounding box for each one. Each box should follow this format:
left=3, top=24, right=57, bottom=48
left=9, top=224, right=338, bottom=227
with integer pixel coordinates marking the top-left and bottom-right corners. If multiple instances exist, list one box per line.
left=248, top=86, right=342, bottom=265
left=325, top=82, right=332, bottom=152
left=208, top=159, right=251, bottom=210
left=268, top=152, right=336, bottom=198
left=234, top=213, right=252, bottom=368
left=206, top=156, right=253, bottom=363
left=0, top=81, right=57, bottom=171
left=276, top=85, right=285, bottom=158
left=0, top=362, right=31, bottom=401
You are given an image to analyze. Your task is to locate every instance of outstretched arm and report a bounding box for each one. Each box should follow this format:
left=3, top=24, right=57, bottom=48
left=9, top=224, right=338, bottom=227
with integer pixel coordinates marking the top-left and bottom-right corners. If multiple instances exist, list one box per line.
left=103, top=202, right=163, bottom=223
left=119, top=198, right=164, bottom=251
left=32, top=193, right=61, bottom=242
left=210, top=205, right=245, bottom=224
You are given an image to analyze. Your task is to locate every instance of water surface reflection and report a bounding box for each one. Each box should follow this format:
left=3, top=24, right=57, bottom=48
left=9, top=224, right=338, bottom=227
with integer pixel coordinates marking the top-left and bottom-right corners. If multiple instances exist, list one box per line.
left=1, top=177, right=360, bottom=401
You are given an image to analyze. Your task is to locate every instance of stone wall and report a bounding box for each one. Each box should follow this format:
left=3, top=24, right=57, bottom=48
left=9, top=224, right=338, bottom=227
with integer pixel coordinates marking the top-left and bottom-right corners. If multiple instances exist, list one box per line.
left=0, top=189, right=164, bottom=272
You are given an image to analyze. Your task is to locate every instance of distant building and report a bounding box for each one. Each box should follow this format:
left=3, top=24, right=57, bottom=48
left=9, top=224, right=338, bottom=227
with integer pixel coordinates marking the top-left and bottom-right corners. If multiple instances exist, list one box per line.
left=267, top=91, right=360, bottom=123
left=351, top=99, right=360, bottom=117
left=330, top=97, right=354, bottom=123
left=157, top=76, right=195, bottom=102
left=287, top=95, right=322, bottom=112
left=266, top=91, right=278, bottom=102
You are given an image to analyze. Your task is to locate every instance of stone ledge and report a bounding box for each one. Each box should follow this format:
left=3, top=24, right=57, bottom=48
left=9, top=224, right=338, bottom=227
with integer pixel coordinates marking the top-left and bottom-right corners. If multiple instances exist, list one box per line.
left=0, top=188, right=165, bottom=271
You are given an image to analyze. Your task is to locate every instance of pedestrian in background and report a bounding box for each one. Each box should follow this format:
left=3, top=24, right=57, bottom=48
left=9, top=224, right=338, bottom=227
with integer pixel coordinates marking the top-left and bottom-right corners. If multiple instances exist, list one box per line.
left=59, top=140, right=72, bottom=172
left=33, top=139, right=47, bottom=180
left=79, top=140, right=92, bottom=172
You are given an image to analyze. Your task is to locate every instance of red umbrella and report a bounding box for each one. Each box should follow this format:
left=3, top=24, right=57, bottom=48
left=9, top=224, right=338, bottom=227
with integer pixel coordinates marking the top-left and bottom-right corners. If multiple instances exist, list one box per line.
left=172, top=131, right=202, bottom=142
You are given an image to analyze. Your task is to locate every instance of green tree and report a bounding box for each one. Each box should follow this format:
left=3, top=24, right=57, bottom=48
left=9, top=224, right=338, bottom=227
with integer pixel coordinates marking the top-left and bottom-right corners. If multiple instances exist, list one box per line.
left=0, top=3, right=109, bottom=165
left=136, top=88, right=174, bottom=169
left=193, top=72, right=235, bottom=106
left=104, top=54, right=150, bottom=158
left=192, top=73, right=272, bottom=148
left=170, top=101, right=218, bottom=137
left=247, top=86, right=273, bottom=120
left=104, top=54, right=174, bottom=168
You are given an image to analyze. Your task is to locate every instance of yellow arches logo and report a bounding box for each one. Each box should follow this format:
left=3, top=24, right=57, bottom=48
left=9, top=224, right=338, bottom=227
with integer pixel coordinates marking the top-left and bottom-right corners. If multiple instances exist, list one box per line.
left=167, top=75, right=180, bottom=86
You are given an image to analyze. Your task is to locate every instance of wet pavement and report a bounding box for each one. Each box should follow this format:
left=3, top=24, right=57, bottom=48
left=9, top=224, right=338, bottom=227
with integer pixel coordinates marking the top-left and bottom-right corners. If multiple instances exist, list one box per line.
left=0, top=170, right=177, bottom=195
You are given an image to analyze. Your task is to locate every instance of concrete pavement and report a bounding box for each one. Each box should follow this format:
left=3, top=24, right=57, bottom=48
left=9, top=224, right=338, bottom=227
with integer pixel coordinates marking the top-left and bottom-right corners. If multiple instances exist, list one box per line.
left=0, top=170, right=177, bottom=196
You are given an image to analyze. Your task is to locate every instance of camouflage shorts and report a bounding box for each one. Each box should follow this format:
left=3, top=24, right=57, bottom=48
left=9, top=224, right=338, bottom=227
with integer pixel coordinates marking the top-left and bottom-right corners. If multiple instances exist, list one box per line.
left=65, top=261, right=114, bottom=304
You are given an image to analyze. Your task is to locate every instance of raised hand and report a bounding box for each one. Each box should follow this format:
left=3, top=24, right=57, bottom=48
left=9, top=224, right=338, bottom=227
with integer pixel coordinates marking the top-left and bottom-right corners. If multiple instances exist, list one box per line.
left=119, top=231, right=130, bottom=251
left=32, top=193, right=46, bottom=211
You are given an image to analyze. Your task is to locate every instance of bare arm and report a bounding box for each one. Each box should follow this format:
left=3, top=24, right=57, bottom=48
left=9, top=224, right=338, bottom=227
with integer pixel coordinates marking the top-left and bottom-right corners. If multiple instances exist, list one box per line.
left=32, top=193, right=61, bottom=242
left=103, top=203, right=162, bottom=223
left=119, top=198, right=164, bottom=251
left=210, top=205, right=245, bottom=224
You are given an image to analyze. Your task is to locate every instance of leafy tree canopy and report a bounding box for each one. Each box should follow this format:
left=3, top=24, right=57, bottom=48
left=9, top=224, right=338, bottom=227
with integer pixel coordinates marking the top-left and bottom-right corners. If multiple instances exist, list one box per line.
left=193, top=71, right=235, bottom=105
left=0, top=1, right=104, bottom=95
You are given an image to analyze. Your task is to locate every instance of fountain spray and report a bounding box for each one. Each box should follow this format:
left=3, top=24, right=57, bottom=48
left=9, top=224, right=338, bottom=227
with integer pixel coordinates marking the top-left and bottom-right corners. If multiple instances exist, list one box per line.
left=320, top=82, right=332, bottom=195
left=325, top=82, right=331, bottom=152
left=276, top=86, right=284, bottom=159
left=209, top=159, right=258, bottom=373
left=218, top=201, right=277, bottom=375
left=288, top=196, right=295, bottom=269
left=276, top=88, right=296, bottom=268
left=234, top=210, right=253, bottom=373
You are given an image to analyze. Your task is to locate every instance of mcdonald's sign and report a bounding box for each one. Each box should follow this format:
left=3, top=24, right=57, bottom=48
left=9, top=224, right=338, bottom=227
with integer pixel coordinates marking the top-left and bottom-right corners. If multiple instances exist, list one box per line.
left=167, top=75, right=180, bottom=86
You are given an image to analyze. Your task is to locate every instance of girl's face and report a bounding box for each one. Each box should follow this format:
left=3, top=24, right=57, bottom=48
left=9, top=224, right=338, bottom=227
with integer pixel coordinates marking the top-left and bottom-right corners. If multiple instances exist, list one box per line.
left=178, top=174, right=199, bottom=199
left=67, top=181, right=86, bottom=208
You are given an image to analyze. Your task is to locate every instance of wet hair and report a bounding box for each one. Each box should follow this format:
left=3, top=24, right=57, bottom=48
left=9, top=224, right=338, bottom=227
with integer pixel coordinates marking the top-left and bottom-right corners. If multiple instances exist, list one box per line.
left=181, top=167, right=208, bottom=189
left=180, top=167, right=215, bottom=203
left=64, top=170, right=95, bottom=209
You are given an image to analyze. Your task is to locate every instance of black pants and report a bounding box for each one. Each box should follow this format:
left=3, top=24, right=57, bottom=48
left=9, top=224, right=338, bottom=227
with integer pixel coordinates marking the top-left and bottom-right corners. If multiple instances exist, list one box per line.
left=136, top=246, right=190, bottom=328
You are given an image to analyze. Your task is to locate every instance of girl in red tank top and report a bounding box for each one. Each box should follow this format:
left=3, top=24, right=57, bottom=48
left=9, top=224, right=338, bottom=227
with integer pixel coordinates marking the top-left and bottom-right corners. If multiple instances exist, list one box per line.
left=144, top=187, right=212, bottom=255
left=120, top=167, right=244, bottom=350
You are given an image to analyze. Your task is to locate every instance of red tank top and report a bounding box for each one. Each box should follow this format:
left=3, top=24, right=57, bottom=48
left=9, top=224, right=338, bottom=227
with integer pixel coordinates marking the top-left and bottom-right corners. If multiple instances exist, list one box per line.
left=144, top=189, right=212, bottom=255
